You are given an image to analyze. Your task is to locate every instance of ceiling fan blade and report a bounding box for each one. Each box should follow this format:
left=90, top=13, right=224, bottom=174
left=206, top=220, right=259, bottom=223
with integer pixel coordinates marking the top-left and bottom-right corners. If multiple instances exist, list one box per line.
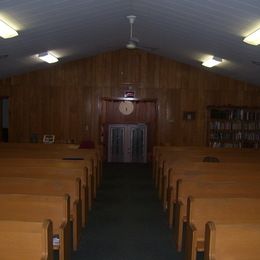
left=137, top=45, right=159, bottom=52
left=130, top=36, right=139, bottom=43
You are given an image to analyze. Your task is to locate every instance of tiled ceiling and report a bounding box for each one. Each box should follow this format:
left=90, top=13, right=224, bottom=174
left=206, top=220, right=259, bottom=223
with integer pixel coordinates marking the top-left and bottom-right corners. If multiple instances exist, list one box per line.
left=1, top=0, right=260, bottom=85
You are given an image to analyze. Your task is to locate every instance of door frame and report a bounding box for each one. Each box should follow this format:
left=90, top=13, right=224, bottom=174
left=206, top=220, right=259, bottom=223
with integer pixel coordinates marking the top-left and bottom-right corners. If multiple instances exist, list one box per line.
left=0, top=96, right=9, bottom=143
left=99, top=97, right=158, bottom=162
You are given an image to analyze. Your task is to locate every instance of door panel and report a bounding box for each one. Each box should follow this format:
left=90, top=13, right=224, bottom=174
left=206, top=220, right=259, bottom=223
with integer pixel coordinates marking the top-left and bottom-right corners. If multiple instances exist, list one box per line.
left=130, top=125, right=147, bottom=163
left=109, top=126, right=125, bottom=162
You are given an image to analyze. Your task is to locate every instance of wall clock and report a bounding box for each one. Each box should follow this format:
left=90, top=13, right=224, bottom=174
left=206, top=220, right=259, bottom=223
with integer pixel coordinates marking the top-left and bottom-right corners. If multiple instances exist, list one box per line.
left=119, top=101, right=134, bottom=115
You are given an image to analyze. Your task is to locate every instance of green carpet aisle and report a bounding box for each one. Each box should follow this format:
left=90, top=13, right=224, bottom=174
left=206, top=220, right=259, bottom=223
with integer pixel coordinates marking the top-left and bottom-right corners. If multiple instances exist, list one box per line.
left=71, top=163, right=185, bottom=260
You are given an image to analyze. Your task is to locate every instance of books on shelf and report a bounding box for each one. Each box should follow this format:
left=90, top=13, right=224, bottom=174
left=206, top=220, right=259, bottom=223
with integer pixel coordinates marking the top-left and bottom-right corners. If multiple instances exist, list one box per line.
left=208, top=106, right=260, bottom=148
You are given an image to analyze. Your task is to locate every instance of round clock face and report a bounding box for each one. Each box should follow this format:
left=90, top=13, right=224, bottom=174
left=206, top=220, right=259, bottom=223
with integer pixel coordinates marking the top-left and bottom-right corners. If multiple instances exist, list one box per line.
left=119, top=101, right=134, bottom=115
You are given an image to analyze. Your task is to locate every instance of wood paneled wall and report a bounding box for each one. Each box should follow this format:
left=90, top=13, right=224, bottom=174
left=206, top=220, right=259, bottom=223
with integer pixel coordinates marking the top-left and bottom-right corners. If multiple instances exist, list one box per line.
left=0, top=49, right=259, bottom=145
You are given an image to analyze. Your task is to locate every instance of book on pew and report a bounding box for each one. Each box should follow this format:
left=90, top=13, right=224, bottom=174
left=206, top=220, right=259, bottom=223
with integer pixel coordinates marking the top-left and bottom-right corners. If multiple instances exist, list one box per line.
left=62, top=157, right=84, bottom=160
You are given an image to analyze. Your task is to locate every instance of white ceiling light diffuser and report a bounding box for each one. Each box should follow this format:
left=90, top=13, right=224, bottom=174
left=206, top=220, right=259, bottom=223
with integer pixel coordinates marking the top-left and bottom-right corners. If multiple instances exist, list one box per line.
left=38, top=52, right=58, bottom=63
left=202, top=56, right=223, bottom=68
left=0, top=20, right=18, bottom=39
left=243, top=28, right=260, bottom=45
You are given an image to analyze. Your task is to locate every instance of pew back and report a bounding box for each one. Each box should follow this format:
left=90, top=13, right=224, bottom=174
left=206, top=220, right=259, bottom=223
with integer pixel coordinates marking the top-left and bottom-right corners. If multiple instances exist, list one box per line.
left=0, top=165, right=88, bottom=226
left=0, top=194, right=69, bottom=233
left=0, top=177, right=81, bottom=251
left=186, top=197, right=260, bottom=260
left=167, top=166, right=260, bottom=229
left=204, top=222, right=260, bottom=260
left=169, top=162, right=260, bottom=202
left=0, top=194, right=70, bottom=260
left=175, top=180, right=260, bottom=252
left=0, top=219, right=53, bottom=260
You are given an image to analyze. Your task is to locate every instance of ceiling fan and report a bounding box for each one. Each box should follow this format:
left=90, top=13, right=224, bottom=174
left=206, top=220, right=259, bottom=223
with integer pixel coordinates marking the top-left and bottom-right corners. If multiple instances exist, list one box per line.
left=126, top=15, right=158, bottom=51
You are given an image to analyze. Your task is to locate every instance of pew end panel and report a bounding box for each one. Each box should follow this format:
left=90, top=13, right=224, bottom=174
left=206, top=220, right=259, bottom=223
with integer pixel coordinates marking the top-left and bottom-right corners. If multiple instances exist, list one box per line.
left=167, top=186, right=175, bottom=228
left=204, top=221, right=216, bottom=260
left=72, top=197, right=82, bottom=251
left=174, top=200, right=186, bottom=252
left=185, top=222, right=198, bottom=260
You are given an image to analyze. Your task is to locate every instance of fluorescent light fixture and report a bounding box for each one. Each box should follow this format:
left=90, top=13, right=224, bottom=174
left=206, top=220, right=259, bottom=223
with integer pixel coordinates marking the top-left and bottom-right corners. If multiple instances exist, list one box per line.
left=38, top=52, right=58, bottom=63
left=202, top=56, right=222, bottom=68
left=243, top=28, right=260, bottom=45
left=0, top=20, right=18, bottom=39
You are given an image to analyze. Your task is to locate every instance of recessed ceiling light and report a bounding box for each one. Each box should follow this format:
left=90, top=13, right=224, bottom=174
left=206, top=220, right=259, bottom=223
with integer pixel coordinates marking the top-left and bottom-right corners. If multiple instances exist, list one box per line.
left=202, top=56, right=223, bottom=68
left=243, top=28, right=260, bottom=45
left=0, top=20, right=18, bottom=39
left=38, top=52, right=58, bottom=63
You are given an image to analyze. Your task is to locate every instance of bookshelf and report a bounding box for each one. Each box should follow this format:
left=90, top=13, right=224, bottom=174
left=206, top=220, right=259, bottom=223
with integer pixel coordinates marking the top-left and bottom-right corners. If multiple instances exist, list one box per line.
left=207, top=106, right=260, bottom=148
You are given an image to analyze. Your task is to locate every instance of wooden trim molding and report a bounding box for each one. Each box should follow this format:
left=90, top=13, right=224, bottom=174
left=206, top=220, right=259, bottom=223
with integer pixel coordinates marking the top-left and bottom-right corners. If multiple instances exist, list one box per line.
left=102, top=97, right=157, bottom=102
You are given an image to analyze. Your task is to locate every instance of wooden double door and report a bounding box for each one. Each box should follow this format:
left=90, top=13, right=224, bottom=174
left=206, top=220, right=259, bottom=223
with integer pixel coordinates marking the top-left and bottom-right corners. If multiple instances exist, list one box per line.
left=108, top=124, right=147, bottom=163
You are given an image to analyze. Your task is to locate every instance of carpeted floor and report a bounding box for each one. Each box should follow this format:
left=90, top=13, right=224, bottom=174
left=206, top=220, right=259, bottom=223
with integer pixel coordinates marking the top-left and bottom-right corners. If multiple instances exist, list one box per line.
left=71, top=163, right=185, bottom=260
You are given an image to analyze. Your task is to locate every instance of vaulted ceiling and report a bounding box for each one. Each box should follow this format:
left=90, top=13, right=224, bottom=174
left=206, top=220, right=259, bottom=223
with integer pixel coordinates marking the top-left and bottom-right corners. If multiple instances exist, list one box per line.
left=1, top=0, right=260, bottom=86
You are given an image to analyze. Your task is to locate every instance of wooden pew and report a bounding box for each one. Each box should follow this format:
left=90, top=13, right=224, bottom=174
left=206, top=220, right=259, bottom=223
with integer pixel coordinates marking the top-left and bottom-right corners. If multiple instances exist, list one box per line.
left=155, top=146, right=224, bottom=188
left=0, top=152, right=97, bottom=205
left=153, top=146, right=207, bottom=179
left=0, top=177, right=81, bottom=251
left=157, top=147, right=260, bottom=193
left=185, top=197, right=260, bottom=260
left=156, top=151, right=205, bottom=191
left=175, top=180, right=260, bottom=252
left=204, top=222, right=260, bottom=260
left=0, top=163, right=89, bottom=226
left=162, top=155, right=260, bottom=207
left=161, top=158, right=210, bottom=204
left=0, top=143, right=80, bottom=149
left=0, top=142, right=102, bottom=210
left=0, top=219, right=53, bottom=260
left=167, top=162, right=260, bottom=228
left=0, top=142, right=101, bottom=189
left=152, top=145, right=181, bottom=181
left=0, top=194, right=71, bottom=260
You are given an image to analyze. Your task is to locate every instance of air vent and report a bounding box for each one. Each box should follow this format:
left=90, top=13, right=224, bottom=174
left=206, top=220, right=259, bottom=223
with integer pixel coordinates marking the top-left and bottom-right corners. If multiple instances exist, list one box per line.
left=0, top=54, right=8, bottom=60
left=252, top=60, right=260, bottom=66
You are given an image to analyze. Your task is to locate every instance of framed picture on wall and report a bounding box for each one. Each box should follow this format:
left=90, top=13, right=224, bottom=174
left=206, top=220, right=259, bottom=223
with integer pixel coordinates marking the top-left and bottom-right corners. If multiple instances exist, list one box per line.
left=183, top=111, right=196, bottom=121
left=43, top=134, right=55, bottom=144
